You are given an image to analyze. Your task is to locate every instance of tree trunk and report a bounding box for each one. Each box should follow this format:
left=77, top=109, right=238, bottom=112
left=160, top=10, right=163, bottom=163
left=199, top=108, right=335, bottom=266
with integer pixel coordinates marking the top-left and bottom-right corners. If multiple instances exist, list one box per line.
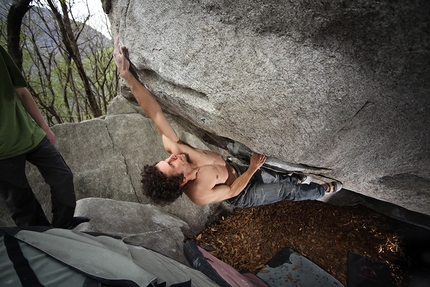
left=6, top=0, right=32, bottom=70
left=46, top=0, right=102, bottom=118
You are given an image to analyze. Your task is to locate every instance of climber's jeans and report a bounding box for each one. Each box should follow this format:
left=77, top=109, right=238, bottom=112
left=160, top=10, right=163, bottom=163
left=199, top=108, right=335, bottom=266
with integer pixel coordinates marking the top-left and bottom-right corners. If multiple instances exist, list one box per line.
left=0, top=137, right=76, bottom=228
left=225, top=163, right=325, bottom=208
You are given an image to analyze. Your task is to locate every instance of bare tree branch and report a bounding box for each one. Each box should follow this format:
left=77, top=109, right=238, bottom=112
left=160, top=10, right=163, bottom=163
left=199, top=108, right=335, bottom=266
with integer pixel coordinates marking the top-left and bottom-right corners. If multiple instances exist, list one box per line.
left=46, top=0, right=102, bottom=117
left=6, top=0, right=32, bottom=70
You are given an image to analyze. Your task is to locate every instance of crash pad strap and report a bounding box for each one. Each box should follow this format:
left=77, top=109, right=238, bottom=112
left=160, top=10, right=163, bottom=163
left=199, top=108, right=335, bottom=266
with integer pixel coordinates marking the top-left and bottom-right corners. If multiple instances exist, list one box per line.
left=4, top=235, right=43, bottom=287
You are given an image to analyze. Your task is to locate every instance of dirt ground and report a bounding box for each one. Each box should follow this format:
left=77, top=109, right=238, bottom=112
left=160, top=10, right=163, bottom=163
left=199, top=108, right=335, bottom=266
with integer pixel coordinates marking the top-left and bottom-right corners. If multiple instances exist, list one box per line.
left=191, top=200, right=427, bottom=286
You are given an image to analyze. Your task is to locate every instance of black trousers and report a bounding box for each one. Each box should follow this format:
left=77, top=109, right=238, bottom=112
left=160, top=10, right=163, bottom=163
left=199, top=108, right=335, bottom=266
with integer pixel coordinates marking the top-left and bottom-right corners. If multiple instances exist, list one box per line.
left=0, top=137, right=76, bottom=228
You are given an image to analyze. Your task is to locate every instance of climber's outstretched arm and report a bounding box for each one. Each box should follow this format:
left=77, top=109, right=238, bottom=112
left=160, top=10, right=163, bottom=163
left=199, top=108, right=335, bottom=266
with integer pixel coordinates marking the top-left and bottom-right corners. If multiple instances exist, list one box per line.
left=113, top=36, right=180, bottom=154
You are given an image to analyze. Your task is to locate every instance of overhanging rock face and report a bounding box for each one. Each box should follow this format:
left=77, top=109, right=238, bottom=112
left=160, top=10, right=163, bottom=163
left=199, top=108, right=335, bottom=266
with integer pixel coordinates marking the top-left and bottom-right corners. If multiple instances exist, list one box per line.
left=0, top=0, right=428, bottom=234
left=106, top=0, right=430, bottom=215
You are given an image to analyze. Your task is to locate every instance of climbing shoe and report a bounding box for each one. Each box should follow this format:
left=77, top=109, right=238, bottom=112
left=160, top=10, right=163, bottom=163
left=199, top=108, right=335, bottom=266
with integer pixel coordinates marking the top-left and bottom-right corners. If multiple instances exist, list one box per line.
left=323, top=181, right=343, bottom=194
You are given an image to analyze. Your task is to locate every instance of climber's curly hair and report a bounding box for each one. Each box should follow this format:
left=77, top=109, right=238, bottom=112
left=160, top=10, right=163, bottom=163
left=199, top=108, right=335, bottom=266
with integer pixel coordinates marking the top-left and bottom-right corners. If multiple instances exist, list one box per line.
left=141, top=164, right=184, bottom=206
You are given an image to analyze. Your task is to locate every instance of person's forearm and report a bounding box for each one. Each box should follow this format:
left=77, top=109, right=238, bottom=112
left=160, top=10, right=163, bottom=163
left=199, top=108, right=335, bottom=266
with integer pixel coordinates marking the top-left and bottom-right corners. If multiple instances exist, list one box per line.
left=15, top=88, right=50, bottom=132
left=228, top=166, right=259, bottom=197
left=15, top=87, right=56, bottom=145
left=122, top=70, right=163, bottom=119
left=122, top=70, right=179, bottom=142
left=113, top=37, right=179, bottom=145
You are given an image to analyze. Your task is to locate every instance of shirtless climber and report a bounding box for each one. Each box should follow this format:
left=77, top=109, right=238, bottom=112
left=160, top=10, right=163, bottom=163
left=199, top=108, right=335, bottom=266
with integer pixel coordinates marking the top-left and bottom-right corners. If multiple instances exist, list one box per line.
left=113, top=37, right=342, bottom=207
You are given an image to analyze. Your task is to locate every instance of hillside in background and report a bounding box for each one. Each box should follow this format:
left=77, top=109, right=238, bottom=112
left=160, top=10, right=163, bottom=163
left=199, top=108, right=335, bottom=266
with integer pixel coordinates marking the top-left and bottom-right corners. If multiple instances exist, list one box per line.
left=0, top=1, right=110, bottom=55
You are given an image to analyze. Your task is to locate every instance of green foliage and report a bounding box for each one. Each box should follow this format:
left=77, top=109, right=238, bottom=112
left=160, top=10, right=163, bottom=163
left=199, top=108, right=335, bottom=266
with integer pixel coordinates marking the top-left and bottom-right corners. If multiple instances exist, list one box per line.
left=0, top=17, right=6, bottom=47
left=3, top=0, right=118, bottom=125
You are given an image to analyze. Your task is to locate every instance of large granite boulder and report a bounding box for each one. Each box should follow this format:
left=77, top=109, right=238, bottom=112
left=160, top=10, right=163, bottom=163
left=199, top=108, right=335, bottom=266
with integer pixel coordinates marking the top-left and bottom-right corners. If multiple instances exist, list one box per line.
left=103, top=0, right=430, bottom=216
left=1, top=0, right=429, bottom=259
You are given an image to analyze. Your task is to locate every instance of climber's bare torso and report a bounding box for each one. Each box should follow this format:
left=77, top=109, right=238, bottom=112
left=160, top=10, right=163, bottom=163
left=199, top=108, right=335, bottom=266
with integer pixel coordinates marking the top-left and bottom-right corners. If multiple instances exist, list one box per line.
left=156, top=139, right=240, bottom=204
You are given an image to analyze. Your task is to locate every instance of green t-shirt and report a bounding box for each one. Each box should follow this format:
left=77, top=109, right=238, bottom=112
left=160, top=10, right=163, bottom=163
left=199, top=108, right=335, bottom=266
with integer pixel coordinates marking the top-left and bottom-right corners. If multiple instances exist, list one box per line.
left=0, top=46, right=46, bottom=160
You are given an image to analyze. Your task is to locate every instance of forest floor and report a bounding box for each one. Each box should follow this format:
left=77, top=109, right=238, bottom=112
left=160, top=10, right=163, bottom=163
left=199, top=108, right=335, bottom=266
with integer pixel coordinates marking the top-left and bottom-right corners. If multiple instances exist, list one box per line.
left=191, top=200, right=429, bottom=286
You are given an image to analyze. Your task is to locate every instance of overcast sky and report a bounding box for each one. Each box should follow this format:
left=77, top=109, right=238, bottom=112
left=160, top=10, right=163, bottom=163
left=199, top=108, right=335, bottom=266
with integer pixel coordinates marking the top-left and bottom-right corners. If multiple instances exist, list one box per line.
left=71, top=0, right=111, bottom=38
left=35, top=0, right=111, bottom=38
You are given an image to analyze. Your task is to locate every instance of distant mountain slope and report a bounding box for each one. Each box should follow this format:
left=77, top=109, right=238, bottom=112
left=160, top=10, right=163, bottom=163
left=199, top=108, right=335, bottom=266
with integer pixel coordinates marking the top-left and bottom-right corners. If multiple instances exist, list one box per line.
left=0, top=1, right=110, bottom=53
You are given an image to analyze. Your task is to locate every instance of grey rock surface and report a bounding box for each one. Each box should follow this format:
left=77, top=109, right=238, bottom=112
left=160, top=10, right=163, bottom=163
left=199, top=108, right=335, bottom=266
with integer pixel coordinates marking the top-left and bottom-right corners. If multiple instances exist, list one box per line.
left=106, top=0, right=430, bottom=215
left=1, top=0, right=429, bottom=260
left=73, top=198, right=191, bottom=264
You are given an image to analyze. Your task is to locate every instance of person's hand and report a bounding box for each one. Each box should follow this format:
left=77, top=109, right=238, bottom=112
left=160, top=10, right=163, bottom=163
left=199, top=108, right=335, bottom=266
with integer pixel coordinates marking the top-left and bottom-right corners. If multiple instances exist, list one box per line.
left=113, top=36, right=130, bottom=77
left=44, top=128, right=57, bottom=146
left=249, top=152, right=266, bottom=170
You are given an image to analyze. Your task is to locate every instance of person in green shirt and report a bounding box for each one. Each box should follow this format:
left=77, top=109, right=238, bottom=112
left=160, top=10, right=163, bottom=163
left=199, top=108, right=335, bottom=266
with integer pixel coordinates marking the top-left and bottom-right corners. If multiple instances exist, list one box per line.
left=0, top=45, right=88, bottom=228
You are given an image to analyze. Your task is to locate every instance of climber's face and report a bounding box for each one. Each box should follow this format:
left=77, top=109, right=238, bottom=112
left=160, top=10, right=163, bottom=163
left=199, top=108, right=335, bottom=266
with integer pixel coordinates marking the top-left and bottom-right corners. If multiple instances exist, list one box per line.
left=156, top=153, right=193, bottom=180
